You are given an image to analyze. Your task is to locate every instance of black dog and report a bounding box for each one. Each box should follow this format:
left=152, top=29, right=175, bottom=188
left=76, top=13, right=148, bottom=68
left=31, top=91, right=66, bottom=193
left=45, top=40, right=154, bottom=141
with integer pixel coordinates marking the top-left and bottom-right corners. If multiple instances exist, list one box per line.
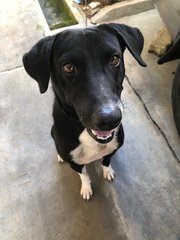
left=23, top=23, right=146, bottom=200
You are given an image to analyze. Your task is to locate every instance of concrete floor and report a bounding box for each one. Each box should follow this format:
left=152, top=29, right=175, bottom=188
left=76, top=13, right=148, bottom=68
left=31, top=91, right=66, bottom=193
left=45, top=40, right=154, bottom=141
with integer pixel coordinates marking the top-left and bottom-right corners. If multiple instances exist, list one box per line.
left=0, top=1, right=180, bottom=240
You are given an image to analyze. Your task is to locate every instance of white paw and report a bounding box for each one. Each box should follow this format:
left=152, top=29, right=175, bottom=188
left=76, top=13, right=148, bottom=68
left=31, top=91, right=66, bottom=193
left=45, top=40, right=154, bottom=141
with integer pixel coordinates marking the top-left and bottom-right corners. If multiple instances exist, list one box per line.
left=57, top=154, right=64, bottom=163
left=80, top=184, right=93, bottom=201
left=102, top=165, right=115, bottom=181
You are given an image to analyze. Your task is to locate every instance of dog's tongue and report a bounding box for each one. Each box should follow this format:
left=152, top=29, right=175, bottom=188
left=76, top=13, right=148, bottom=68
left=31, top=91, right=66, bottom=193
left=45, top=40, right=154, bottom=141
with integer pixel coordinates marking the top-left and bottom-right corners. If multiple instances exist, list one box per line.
left=92, top=130, right=113, bottom=137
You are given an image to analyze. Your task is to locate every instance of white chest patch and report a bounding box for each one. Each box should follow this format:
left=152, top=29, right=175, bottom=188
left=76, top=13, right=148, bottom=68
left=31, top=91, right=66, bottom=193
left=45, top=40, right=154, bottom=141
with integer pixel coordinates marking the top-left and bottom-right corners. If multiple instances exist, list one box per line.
left=70, top=129, right=118, bottom=165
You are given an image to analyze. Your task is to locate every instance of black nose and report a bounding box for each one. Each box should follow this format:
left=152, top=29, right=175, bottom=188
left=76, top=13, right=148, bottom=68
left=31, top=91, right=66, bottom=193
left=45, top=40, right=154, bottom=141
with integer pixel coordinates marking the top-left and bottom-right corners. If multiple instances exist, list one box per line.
left=92, top=108, right=122, bottom=131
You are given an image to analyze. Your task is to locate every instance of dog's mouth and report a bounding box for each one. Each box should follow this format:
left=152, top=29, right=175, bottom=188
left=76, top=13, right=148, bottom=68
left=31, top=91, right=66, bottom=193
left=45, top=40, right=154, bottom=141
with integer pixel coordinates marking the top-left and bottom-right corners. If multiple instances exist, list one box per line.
left=87, top=129, right=115, bottom=144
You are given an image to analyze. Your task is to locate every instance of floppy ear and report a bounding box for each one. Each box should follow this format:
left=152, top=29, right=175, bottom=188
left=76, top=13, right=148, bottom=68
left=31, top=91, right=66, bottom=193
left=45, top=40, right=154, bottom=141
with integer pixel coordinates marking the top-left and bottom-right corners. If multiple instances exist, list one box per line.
left=99, top=23, right=147, bottom=67
left=23, top=36, right=55, bottom=93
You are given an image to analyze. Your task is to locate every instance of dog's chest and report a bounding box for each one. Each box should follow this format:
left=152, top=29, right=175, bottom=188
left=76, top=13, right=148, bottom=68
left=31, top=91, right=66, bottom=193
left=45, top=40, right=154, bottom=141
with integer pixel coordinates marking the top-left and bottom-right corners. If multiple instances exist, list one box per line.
left=70, top=129, right=118, bottom=165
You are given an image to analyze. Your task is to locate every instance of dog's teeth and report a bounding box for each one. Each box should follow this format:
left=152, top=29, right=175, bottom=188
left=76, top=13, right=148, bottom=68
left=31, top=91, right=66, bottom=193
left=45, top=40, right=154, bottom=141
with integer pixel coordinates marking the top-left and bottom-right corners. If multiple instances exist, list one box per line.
left=92, top=130, right=97, bottom=135
left=91, top=129, right=113, bottom=140
left=96, top=135, right=111, bottom=140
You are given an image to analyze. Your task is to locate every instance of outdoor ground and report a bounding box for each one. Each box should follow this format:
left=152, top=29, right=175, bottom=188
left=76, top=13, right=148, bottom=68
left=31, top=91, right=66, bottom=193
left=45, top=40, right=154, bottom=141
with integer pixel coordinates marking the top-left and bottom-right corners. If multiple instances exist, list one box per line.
left=0, top=1, right=180, bottom=240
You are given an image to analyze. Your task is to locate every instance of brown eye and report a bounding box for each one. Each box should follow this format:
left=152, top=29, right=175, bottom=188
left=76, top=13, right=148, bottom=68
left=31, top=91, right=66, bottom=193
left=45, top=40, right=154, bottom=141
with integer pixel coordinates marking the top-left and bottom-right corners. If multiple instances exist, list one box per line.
left=110, top=55, right=121, bottom=67
left=63, top=63, right=75, bottom=73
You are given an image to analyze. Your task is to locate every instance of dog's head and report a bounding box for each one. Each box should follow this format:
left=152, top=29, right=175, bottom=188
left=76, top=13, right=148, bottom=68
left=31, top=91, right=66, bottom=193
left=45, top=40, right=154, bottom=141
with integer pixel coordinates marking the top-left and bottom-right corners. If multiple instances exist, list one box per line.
left=23, top=23, right=146, bottom=144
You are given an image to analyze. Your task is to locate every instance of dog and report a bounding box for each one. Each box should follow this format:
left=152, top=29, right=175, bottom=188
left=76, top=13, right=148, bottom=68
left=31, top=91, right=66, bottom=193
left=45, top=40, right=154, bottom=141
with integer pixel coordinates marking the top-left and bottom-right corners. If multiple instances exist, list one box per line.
left=23, top=23, right=146, bottom=200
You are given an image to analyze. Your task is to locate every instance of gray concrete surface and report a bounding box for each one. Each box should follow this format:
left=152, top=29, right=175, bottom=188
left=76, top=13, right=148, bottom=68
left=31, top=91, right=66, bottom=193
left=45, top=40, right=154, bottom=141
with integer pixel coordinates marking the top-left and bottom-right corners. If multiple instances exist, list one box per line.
left=0, top=1, right=180, bottom=240
left=0, top=0, right=44, bottom=72
left=91, top=0, right=154, bottom=24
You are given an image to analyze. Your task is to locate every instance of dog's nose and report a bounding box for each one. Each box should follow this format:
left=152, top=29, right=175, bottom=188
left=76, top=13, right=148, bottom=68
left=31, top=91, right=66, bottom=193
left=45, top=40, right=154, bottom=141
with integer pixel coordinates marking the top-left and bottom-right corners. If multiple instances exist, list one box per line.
left=92, top=107, right=122, bottom=131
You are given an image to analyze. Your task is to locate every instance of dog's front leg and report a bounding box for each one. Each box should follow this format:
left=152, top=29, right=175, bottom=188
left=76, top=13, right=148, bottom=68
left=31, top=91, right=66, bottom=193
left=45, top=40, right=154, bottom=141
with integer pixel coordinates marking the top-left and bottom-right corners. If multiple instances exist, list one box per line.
left=102, top=153, right=115, bottom=181
left=78, top=166, right=93, bottom=201
left=69, top=161, right=93, bottom=201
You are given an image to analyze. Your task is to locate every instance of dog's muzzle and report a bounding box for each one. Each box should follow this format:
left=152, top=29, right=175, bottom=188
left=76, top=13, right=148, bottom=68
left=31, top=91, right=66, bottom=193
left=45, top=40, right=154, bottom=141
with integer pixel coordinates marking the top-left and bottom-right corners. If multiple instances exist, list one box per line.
left=87, top=106, right=122, bottom=144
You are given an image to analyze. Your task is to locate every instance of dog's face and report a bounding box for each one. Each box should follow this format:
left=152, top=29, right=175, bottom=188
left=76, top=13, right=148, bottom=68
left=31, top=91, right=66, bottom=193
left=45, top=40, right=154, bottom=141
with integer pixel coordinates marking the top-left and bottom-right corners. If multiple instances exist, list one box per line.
left=23, top=24, right=146, bottom=144
left=52, top=28, right=125, bottom=143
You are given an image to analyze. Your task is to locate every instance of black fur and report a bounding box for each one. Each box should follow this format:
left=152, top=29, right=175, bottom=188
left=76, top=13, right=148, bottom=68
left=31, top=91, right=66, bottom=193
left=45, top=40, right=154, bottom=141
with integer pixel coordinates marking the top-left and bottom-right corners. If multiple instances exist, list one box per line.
left=23, top=23, right=146, bottom=174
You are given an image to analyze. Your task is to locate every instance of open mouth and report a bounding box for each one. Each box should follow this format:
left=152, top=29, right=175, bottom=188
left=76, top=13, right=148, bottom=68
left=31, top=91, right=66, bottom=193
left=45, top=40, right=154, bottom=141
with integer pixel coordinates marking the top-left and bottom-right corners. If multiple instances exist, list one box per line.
left=87, top=129, right=115, bottom=144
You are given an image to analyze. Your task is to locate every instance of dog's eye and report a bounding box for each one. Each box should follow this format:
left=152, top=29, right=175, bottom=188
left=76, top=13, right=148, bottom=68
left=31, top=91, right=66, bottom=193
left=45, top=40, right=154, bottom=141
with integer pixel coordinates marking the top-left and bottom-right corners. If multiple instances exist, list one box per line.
left=110, top=55, right=121, bottom=67
left=63, top=63, right=75, bottom=73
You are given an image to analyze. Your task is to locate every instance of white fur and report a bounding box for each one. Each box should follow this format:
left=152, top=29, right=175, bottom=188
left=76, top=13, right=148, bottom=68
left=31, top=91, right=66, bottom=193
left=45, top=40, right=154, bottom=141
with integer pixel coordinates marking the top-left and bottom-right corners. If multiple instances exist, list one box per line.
left=70, top=129, right=119, bottom=165
left=57, top=154, right=64, bottom=163
left=102, top=165, right=115, bottom=181
left=78, top=166, right=93, bottom=201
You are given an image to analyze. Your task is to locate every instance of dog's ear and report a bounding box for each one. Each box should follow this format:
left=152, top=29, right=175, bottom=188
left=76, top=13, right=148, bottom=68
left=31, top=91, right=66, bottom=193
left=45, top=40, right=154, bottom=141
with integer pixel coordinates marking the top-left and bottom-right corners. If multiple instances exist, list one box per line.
left=98, top=23, right=147, bottom=67
left=23, top=36, right=55, bottom=93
